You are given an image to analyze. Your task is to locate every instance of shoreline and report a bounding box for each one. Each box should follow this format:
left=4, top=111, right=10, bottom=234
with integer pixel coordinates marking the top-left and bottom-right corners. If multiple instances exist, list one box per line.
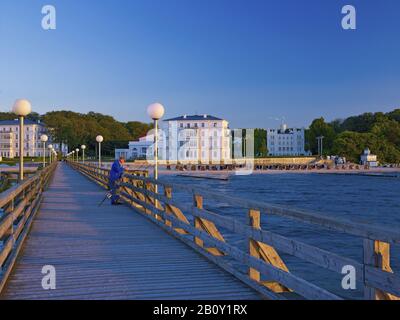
left=125, top=166, right=400, bottom=177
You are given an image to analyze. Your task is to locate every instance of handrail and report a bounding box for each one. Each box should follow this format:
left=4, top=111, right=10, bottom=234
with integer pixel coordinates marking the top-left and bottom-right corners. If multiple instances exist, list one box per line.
left=0, top=161, right=58, bottom=293
left=68, top=161, right=400, bottom=300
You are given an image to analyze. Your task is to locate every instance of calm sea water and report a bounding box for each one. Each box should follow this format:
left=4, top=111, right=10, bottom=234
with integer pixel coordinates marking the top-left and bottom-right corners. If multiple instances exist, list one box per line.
left=161, top=173, right=400, bottom=299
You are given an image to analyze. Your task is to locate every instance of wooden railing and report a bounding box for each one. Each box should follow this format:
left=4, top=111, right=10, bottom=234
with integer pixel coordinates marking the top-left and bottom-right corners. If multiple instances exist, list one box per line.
left=69, top=161, right=400, bottom=300
left=0, top=162, right=58, bottom=293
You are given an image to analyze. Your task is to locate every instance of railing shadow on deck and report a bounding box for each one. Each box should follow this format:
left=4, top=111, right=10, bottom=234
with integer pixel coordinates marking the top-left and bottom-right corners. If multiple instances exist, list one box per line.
left=68, top=161, right=400, bottom=300
left=0, top=162, right=58, bottom=293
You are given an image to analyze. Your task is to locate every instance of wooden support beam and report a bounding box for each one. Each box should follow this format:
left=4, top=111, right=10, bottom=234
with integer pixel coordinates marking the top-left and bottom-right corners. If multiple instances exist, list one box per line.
left=248, top=209, right=261, bottom=282
left=194, top=195, right=204, bottom=248
left=193, top=194, right=225, bottom=256
left=164, top=187, right=188, bottom=234
left=364, top=239, right=400, bottom=300
left=248, top=209, right=291, bottom=293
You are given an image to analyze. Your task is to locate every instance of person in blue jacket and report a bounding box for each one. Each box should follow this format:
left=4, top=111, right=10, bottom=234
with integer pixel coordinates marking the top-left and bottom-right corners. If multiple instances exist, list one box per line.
left=109, top=156, right=125, bottom=205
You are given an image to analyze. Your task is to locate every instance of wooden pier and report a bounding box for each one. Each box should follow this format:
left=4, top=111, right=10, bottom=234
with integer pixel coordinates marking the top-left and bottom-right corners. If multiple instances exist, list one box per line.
left=0, top=161, right=399, bottom=300
left=0, top=163, right=260, bottom=299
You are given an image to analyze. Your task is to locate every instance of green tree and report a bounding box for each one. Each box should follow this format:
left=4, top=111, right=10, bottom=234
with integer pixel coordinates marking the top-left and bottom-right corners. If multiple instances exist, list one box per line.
left=307, top=118, right=336, bottom=155
left=125, top=121, right=153, bottom=140
left=254, top=129, right=268, bottom=158
left=332, top=131, right=400, bottom=163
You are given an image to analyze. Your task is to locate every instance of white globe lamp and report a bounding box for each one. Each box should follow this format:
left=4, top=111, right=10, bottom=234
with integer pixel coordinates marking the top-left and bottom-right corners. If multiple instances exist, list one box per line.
left=81, top=145, right=86, bottom=163
left=40, top=134, right=48, bottom=168
left=96, top=135, right=104, bottom=168
left=147, top=103, right=165, bottom=181
left=147, top=102, right=165, bottom=120
left=13, top=99, right=32, bottom=181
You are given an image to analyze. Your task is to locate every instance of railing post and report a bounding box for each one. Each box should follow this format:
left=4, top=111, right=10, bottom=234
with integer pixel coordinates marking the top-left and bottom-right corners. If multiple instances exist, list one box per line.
left=363, top=239, right=397, bottom=300
left=164, top=186, right=173, bottom=228
left=194, top=194, right=204, bottom=247
left=248, top=209, right=261, bottom=282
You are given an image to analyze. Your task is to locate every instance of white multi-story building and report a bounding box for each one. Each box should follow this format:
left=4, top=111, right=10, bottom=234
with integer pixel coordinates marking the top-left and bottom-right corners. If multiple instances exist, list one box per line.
left=161, top=114, right=231, bottom=163
left=267, top=124, right=306, bottom=156
left=115, top=114, right=231, bottom=163
left=0, top=119, right=68, bottom=158
left=0, top=120, right=47, bottom=158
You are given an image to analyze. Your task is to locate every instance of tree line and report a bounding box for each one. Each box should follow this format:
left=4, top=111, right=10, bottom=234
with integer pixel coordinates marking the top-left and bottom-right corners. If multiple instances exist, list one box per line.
left=1, top=108, right=399, bottom=163
left=305, top=109, right=400, bottom=163
left=0, top=110, right=153, bottom=157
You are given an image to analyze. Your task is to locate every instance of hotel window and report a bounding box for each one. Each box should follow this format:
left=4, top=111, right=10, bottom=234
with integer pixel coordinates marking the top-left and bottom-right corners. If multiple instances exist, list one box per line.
left=213, top=123, right=217, bottom=127
left=201, top=123, right=205, bottom=128
left=180, top=123, right=183, bottom=128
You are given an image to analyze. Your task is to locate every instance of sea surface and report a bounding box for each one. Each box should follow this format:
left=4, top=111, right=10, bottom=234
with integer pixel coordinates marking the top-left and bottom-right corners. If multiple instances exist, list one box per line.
left=160, top=172, right=400, bottom=299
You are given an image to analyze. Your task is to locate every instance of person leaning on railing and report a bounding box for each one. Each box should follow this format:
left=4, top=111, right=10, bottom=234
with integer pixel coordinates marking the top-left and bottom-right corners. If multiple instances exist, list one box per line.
left=109, top=156, right=125, bottom=205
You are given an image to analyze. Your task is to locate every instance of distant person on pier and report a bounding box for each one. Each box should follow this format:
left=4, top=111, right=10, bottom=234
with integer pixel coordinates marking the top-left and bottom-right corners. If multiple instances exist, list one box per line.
left=109, top=156, right=125, bottom=205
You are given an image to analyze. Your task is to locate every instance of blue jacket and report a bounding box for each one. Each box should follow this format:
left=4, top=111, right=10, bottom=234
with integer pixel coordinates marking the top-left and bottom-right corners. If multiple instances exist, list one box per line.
left=109, top=160, right=124, bottom=182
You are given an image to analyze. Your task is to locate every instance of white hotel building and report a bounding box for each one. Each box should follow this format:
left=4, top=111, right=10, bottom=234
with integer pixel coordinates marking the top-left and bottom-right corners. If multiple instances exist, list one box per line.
left=267, top=124, right=307, bottom=156
left=116, top=114, right=231, bottom=163
left=0, top=119, right=68, bottom=158
left=161, top=114, right=231, bottom=163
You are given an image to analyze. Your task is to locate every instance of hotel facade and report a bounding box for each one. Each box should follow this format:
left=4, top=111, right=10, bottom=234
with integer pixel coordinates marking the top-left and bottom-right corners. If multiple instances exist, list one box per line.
left=115, top=114, right=231, bottom=164
left=266, top=124, right=307, bottom=156
left=161, top=115, right=231, bottom=163
left=0, top=119, right=67, bottom=158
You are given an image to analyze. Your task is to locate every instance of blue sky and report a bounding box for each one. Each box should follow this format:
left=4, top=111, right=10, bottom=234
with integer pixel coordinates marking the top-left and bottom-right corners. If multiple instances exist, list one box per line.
left=0, top=0, right=399, bottom=128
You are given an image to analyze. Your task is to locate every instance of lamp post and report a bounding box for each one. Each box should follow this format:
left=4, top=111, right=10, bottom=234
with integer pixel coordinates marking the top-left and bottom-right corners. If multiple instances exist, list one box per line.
left=147, top=103, right=165, bottom=180
left=76, top=148, right=80, bottom=162
left=316, top=136, right=324, bottom=157
left=81, top=145, right=86, bottom=164
left=40, top=134, right=48, bottom=168
left=72, top=151, right=75, bottom=162
left=48, top=145, right=53, bottom=164
left=96, top=135, right=104, bottom=168
left=13, top=99, right=32, bottom=181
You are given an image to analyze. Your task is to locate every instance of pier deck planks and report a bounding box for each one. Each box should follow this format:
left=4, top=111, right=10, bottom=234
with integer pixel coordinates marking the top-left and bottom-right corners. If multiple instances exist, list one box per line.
left=0, top=163, right=261, bottom=300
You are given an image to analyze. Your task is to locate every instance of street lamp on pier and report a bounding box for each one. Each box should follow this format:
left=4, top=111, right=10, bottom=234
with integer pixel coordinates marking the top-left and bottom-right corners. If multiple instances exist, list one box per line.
left=81, top=145, right=86, bottom=164
left=76, top=148, right=80, bottom=162
left=12, top=99, right=32, bottom=181
left=40, top=134, right=48, bottom=168
left=96, top=135, right=104, bottom=168
left=72, top=151, right=75, bottom=162
left=147, top=103, right=165, bottom=180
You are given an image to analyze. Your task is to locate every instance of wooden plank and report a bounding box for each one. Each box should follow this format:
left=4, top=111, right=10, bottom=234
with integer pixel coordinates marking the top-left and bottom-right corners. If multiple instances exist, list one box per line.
left=2, top=163, right=261, bottom=300
left=363, top=240, right=400, bottom=300
left=248, top=209, right=261, bottom=281
left=192, top=206, right=364, bottom=279
left=133, top=200, right=341, bottom=300
left=365, top=265, right=400, bottom=298
left=248, top=209, right=290, bottom=293
left=193, top=194, right=225, bottom=256
left=120, top=194, right=340, bottom=300
left=0, top=214, right=13, bottom=239
left=129, top=178, right=400, bottom=244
